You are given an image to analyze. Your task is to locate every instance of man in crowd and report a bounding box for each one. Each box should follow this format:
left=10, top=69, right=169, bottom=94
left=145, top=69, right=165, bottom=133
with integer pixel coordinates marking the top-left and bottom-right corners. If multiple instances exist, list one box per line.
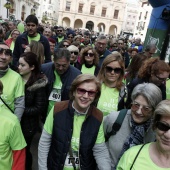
left=41, top=48, right=81, bottom=118
left=95, top=35, right=111, bottom=67
left=43, top=27, right=53, bottom=39
left=143, top=44, right=156, bottom=58
left=131, top=37, right=143, bottom=52
left=0, top=42, right=25, bottom=121
left=13, top=15, right=51, bottom=67
left=0, top=79, right=26, bottom=170
left=48, top=37, right=56, bottom=61
left=4, top=21, right=17, bottom=40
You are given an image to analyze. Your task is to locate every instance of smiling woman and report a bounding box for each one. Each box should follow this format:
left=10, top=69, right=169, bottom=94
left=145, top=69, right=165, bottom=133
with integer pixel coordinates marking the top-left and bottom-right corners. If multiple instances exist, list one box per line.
left=103, top=83, right=162, bottom=169
left=117, top=99, right=170, bottom=170
left=38, top=74, right=111, bottom=170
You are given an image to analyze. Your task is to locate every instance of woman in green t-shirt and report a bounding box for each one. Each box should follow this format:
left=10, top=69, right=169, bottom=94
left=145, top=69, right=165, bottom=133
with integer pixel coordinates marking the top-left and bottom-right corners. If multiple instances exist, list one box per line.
left=78, top=46, right=100, bottom=76
left=97, top=53, right=127, bottom=116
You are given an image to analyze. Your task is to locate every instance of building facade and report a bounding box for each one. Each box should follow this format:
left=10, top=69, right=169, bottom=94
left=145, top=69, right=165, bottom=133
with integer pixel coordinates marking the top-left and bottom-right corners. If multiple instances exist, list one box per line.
left=0, top=0, right=59, bottom=25
left=58, top=0, right=127, bottom=36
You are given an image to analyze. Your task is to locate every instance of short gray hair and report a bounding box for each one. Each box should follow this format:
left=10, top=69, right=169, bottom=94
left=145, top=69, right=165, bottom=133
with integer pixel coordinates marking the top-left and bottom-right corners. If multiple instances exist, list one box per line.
left=131, top=83, right=162, bottom=109
left=53, top=48, right=71, bottom=61
left=67, top=45, right=79, bottom=52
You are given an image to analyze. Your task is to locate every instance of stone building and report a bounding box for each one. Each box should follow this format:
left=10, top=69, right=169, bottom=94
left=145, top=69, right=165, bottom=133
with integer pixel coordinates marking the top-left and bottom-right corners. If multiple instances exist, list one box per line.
left=58, top=0, right=127, bottom=35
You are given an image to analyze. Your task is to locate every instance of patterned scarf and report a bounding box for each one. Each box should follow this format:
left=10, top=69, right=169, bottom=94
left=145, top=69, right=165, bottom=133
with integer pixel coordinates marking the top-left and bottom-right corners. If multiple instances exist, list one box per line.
left=115, top=116, right=151, bottom=168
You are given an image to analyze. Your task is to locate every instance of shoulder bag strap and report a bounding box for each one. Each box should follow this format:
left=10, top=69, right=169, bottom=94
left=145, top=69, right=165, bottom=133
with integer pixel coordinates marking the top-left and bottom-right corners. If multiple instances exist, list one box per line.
left=0, top=96, right=14, bottom=113
left=130, top=144, right=146, bottom=170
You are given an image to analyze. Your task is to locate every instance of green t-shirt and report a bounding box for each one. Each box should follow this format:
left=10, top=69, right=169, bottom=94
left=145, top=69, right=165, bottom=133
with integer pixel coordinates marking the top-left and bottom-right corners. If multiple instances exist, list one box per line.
left=47, top=71, right=62, bottom=114
left=0, top=107, right=26, bottom=170
left=117, top=143, right=170, bottom=170
left=166, top=79, right=170, bottom=99
left=10, top=40, right=15, bottom=52
left=81, top=64, right=95, bottom=75
left=0, top=69, right=24, bottom=111
left=27, top=33, right=40, bottom=44
left=44, top=106, right=105, bottom=170
left=97, top=83, right=119, bottom=116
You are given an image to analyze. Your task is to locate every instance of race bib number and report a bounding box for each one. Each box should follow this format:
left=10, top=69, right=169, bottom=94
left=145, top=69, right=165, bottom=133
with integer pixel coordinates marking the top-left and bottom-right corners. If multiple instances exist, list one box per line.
left=48, top=88, right=61, bottom=102
left=65, top=155, right=80, bottom=169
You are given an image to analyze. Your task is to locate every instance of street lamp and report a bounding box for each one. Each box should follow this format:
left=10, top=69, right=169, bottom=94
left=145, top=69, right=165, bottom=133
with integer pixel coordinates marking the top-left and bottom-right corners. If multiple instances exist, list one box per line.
left=4, top=0, right=11, bottom=18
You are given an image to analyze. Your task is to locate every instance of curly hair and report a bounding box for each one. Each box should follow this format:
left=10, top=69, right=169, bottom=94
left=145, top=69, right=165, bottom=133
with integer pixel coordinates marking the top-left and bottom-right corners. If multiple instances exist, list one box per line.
left=79, top=46, right=99, bottom=66
left=138, top=57, right=170, bottom=79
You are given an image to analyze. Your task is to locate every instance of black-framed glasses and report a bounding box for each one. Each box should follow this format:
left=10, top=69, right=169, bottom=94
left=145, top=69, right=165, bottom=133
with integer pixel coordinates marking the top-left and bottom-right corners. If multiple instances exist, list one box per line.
left=156, top=121, right=170, bottom=132
left=76, top=87, right=97, bottom=97
left=70, top=51, right=78, bottom=55
left=84, top=52, right=94, bottom=57
left=0, top=48, right=12, bottom=56
left=105, top=66, right=122, bottom=74
left=68, top=36, right=73, bottom=38
left=155, top=75, right=168, bottom=82
left=131, top=101, right=152, bottom=114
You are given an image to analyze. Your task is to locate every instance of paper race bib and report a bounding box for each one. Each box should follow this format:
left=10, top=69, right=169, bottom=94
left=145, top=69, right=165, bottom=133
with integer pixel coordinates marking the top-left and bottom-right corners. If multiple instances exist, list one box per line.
left=64, top=154, right=80, bottom=169
left=48, top=88, right=61, bottom=102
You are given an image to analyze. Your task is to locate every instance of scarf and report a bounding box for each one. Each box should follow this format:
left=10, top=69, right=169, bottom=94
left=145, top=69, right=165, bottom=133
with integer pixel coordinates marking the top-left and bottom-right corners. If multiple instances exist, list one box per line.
left=115, top=116, right=151, bottom=169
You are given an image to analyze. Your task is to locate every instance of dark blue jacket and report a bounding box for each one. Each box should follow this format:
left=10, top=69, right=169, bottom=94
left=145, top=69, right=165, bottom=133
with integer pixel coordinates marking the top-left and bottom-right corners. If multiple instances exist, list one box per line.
left=41, top=62, right=81, bottom=101
left=13, top=32, right=51, bottom=66
left=47, top=100, right=103, bottom=170
left=98, top=49, right=111, bottom=67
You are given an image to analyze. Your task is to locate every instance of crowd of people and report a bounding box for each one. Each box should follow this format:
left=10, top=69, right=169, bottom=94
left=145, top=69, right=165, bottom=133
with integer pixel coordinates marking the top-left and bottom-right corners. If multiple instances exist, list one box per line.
left=0, top=14, right=170, bottom=170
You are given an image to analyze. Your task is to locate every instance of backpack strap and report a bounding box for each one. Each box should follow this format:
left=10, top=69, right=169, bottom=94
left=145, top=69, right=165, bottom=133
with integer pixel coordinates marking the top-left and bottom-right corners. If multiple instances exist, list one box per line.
left=105, top=109, right=128, bottom=142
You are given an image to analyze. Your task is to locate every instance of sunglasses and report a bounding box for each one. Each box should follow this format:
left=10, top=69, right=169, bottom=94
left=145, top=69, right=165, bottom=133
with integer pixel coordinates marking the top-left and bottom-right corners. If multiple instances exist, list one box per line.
left=84, top=52, right=94, bottom=57
left=155, top=75, right=168, bottom=82
left=0, top=48, right=12, bottom=56
left=63, top=44, right=69, bottom=47
left=118, top=43, right=123, bottom=45
left=131, top=101, right=152, bottom=114
left=68, top=36, right=73, bottom=38
left=71, top=51, right=78, bottom=55
left=57, top=30, right=63, bottom=32
left=105, top=66, right=122, bottom=74
left=156, top=121, right=170, bottom=132
left=76, top=87, right=97, bottom=97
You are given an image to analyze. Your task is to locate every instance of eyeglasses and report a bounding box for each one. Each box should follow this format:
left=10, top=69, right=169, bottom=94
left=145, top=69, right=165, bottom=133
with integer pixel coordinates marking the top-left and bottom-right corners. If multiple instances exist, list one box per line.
left=70, top=51, right=78, bottom=55
left=156, top=121, right=170, bottom=132
left=76, top=87, right=97, bottom=97
left=57, top=30, right=63, bottom=33
left=118, top=43, right=123, bottom=45
left=0, top=48, right=12, bottom=56
left=131, top=101, right=152, bottom=114
left=63, top=44, right=69, bottom=47
left=68, top=36, right=73, bottom=38
left=155, top=75, right=168, bottom=82
left=84, top=52, right=94, bottom=57
left=105, top=66, right=122, bottom=74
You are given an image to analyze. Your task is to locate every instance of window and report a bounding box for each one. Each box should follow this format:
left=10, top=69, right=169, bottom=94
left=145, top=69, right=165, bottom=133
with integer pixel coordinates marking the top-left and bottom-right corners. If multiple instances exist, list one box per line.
left=145, top=11, right=148, bottom=19
left=49, top=0, right=51, bottom=4
left=139, top=12, right=142, bottom=20
left=90, top=5, right=95, bottom=15
left=143, top=22, right=146, bottom=29
left=78, top=3, right=83, bottom=13
left=101, top=7, right=107, bottom=17
left=113, top=10, right=119, bottom=19
left=132, top=22, right=134, bottom=25
left=65, top=1, right=71, bottom=11
left=128, top=15, right=131, bottom=18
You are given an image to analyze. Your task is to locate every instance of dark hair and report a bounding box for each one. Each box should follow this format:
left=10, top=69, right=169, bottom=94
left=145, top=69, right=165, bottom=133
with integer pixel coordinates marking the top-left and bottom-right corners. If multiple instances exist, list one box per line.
left=20, top=52, right=42, bottom=86
left=25, top=15, right=38, bottom=25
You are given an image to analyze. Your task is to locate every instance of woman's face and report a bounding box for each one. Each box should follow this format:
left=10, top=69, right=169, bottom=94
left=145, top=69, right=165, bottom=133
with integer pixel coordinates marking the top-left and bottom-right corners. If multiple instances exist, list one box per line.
left=11, top=31, right=20, bottom=41
left=84, top=50, right=94, bottom=65
left=131, top=95, right=153, bottom=124
left=104, top=61, right=122, bottom=84
left=156, top=115, right=170, bottom=152
left=150, top=71, right=169, bottom=86
left=18, top=57, right=34, bottom=76
left=73, top=81, right=97, bottom=112
left=24, top=45, right=31, bottom=53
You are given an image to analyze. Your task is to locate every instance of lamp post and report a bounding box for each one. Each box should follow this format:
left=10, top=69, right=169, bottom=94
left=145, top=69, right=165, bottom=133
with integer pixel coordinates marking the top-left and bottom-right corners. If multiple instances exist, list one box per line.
left=4, top=0, right=11, bottom=18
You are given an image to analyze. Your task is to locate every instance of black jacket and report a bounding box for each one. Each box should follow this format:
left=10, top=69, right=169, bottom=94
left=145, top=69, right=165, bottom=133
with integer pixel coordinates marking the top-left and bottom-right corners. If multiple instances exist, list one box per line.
left=47, top=100, right=103, bottom=170
left=13, top=32, right=51, bottom=67
left=21, top=75, right=48, bottom=137
left=41, top=62, right=81, bottom=101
